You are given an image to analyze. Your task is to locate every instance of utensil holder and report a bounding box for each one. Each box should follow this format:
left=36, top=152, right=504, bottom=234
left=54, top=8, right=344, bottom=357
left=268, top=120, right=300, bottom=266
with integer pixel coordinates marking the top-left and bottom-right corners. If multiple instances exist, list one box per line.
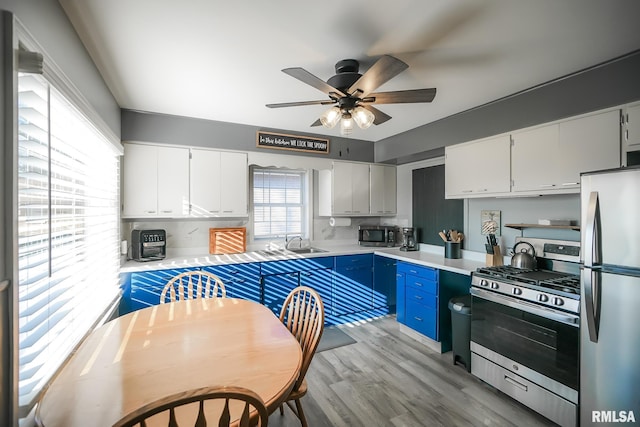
left=445, top=241, right=461, bottom=259
left=486, top=246, right=503, bottom=266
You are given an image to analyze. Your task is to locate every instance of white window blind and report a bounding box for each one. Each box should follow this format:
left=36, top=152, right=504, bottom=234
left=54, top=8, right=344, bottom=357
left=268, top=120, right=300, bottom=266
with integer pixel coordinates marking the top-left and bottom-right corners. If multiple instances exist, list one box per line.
left=253, top=169, right=306, bottom=239
left=17, top=72, right=120, bottom=414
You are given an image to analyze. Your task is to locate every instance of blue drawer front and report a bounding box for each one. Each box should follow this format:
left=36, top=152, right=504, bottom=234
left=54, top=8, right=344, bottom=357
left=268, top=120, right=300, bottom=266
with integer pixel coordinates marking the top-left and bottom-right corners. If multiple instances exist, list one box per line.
left=405, top=300, right=437, bottom=340
left=405, top=277, right=438, bottom=296
left=335, top=253, right=373, bottom=269
left=397, top=262, right=438, bottom=282
left=130, top=267, right=195, bottom=310
left=405, top=286, right=437, bottom=309
left=203, top=263, right=261, bottom=302
left=261, top=256, right=333, bottom=275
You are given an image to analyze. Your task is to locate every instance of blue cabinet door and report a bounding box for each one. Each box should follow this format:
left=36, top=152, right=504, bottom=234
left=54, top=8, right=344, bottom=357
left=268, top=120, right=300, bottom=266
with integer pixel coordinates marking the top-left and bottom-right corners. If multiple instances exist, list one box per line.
left=203, top=262, right=261, bottom=302
left=299, top=268, right=335, bottom=324
left=396, top=271, right=406, bottom=323
left=129, top=267, right=195, bottom=312
left=373, top=255, right=397, bottom=310
left=334, top=254, right=373, bottom=316
left=262, top=272, right=300, bottom=316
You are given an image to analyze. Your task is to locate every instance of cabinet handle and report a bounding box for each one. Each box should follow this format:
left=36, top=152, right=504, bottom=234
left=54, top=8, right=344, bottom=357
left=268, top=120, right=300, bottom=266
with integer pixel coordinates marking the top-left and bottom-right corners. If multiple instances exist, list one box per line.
left=414, top=295, right=423, bottom=300
left=161, top=210, right=173, bottom=213
left=462, top=190, right=473, bottom=193
left=208, top=210, right=220, bottom=213
left=477, top=189, right=488, bottom=192
left=409, top=269, right=417, bottom=274
left=626, top=129, right=629, bottom=141
left=222, top=210, right=233, bottom=213
left=561, top=182, right=579, bottom=186
left=539, top=184, right=556, bottom=188
left=414, top=282, right=423, bottom=287
left=145, top=210, right=157, bottom=214
left=414, top=316, right=423, bottom=322
left=504, top=375, right=528, bottom=392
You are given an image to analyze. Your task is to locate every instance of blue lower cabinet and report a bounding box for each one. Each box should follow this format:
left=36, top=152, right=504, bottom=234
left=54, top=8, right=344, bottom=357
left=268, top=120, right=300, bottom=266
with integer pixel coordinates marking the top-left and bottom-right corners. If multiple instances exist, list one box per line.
left=262, top=272, right=299, bottom=316
left=373, top=255, right=397, bottom=311
left=396, top=271, right=406, bottom=323
left=333, top=259, right=373, bottom=316
left=299, top=268, right=336, bottom=324
left=397, top=261, right=440, bottom=343
left=203, top=262, right=261, bottom=302
left=128, top=267, right=195, bottom=312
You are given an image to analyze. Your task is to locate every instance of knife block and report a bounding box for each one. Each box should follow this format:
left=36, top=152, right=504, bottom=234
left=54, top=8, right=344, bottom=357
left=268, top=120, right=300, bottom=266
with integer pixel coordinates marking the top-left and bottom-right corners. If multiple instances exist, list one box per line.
left=486, top=246, right=503, bottom=267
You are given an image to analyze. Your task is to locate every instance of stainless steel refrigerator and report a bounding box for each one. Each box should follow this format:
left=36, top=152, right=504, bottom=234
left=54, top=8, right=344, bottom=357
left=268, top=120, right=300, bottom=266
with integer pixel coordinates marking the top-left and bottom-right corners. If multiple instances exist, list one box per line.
left=580, top=166, right=640, bottom=426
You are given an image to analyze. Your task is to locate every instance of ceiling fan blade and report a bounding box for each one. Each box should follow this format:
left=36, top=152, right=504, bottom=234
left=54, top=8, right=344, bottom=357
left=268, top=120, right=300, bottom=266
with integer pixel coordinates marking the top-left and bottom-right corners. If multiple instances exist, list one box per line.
left=282, top=67, right=347, bottom=98
left=363, top=88, right=437, bottom=104
left=347, top=55, right=408, bottom=98
left=266, top=100, right=335, bottom=108
left=361, top=105, right=391, bottom=125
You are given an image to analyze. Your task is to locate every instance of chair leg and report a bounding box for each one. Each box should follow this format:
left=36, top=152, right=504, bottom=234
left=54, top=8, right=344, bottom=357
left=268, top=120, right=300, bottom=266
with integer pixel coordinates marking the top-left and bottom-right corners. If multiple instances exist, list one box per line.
left=279, top=403, right=284, bottom=415
left=295, top=399, right=307, bottom=427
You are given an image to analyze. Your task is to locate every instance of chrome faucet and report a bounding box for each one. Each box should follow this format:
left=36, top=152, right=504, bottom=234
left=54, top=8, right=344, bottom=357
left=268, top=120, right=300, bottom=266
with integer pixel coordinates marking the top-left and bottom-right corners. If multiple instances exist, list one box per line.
left=285, top=234, right=304, bottom=250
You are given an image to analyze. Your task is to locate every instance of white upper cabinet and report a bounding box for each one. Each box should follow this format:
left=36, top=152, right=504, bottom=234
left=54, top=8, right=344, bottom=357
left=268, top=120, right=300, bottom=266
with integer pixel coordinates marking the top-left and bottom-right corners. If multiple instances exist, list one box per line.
left=123, top=143, right=189, bottom=218
left=318, top=161, right=371, bottom=216
left=623, top=102, right=640, bottom=149
left=370, top=164, right=397, bottom=215
left=445, top=134, right=511, bottom=198
left=190, top=149, right=248, bottom=217
left=512, top=110, right=620, bottom=194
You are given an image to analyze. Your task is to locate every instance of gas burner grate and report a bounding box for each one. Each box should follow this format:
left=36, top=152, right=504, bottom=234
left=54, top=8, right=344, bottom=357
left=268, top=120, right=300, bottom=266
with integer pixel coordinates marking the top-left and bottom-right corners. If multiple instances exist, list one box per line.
left=475, top=266, right=533, bottom=278
left=539, top=275, right=580, bottom=295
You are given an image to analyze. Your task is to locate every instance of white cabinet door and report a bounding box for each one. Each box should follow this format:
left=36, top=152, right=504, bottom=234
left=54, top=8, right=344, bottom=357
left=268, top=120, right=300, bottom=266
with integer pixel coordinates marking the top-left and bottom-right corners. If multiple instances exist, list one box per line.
left=219, top=151, right=248, bottom=216
left=624, top=103, right=640, bottom=148
left=123, top=144, right=158, bottom=217
left=190, top=149, right=221, bottom=215
left=190, top=149, right=247, bottom=217
left=351, top=162, right=370, bottom=215
left=157, top=146, right=190, bottom=217
left=558, top=110, right=620, bottom=187
left=370, top=164, right=397, bottom=215
left=445, top=134, right=511, bottom=198
left=331, top=162, right=353, bottom=215
left=511, top=124, right=561, bottom=193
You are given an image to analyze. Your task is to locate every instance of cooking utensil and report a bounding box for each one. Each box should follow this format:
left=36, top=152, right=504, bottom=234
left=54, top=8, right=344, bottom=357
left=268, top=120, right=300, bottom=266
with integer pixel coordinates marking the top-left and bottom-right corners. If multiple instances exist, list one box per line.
left=439, top=231, right=449, bottom=242
left=510, top=241, right=537, bottom=269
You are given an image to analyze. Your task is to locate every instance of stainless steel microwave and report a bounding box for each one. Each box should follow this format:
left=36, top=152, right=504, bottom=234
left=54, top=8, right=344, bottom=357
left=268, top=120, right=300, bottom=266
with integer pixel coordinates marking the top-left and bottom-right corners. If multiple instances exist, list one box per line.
left=358, top=225, right=398, bottom=247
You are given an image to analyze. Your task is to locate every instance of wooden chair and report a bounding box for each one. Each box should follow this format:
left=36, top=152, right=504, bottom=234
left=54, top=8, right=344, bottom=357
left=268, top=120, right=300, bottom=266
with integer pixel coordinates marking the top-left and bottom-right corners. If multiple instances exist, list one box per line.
left=278, top=286, right=325, bottom=427
left=113, top=385, right=268, bottom=427
left=160, top=270, right=226, bottom=304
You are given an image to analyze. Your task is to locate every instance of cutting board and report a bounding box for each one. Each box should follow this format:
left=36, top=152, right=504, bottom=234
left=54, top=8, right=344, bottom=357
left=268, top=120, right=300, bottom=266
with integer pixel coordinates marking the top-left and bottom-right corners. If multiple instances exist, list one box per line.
left=209, top=227, right=246, bottom=254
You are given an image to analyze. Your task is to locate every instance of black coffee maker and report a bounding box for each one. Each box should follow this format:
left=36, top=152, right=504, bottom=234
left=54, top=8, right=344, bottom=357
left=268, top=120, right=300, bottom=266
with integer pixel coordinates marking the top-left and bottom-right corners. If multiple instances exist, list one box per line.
left=400, top=227, right=419, bottom=252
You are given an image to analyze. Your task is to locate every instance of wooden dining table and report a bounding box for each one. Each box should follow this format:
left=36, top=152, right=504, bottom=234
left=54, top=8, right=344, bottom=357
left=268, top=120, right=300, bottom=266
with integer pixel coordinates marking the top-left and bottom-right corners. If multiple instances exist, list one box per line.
left=36, top=298, right=302, bottom=427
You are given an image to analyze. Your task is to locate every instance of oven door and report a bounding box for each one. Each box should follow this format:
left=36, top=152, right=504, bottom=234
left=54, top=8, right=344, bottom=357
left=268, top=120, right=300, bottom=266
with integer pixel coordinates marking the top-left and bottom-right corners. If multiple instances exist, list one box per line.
left=470, top=288, right=579, bottom=391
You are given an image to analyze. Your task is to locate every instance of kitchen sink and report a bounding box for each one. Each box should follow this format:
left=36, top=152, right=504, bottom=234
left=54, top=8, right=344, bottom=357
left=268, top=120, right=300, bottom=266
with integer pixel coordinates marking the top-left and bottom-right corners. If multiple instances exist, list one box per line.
left=286, top=247, right=328, bottom=254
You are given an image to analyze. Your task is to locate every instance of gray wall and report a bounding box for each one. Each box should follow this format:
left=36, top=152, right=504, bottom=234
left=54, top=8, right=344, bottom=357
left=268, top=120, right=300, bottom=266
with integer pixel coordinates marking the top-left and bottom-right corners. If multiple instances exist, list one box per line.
left=377, top=50, right=640, bottom=164
left=0, top=0, right=121, bottom=139
left=121, top=109, right=375, bottom=162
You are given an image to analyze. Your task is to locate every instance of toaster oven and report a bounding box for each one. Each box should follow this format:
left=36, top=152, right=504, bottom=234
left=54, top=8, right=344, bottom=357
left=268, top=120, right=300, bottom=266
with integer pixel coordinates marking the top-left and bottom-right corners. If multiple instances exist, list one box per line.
left=131, top=229, right=166, bottom=261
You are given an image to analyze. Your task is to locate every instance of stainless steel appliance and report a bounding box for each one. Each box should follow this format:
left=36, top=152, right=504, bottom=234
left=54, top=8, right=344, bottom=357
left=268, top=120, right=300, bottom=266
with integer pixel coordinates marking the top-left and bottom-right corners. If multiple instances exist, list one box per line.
left=131, top=229, right=167, bottom=261
left=399, top=227, right=418, bottom=251
left=470, top=237, right=581, bottom=427
left=358, top=225, right=398, bottom=247
left=580, top=166, right=640, bottom=426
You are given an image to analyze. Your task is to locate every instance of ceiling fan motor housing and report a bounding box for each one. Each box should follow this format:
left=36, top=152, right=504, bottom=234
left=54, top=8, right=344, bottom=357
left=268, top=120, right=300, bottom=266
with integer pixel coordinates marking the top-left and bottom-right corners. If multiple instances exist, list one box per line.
left=327, top=59, right=362, bottom=93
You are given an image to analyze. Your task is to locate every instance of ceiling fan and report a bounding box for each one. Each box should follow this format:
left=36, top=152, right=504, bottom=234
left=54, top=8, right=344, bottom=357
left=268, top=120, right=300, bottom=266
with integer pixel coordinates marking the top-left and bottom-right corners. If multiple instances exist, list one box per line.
left=266, top=55, right=436, bottom=136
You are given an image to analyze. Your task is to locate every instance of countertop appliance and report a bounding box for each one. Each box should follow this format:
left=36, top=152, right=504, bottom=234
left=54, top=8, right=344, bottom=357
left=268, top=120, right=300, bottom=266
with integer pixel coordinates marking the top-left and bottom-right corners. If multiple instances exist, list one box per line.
left=470, top=237, right=581, bottom=427
left=399, top=227, right=418, bottom=251
left=358, top=225, right=398, bottom=247
left=580, top=166, right=640, bottom=426
left=131, top=229, right=167, bottom=262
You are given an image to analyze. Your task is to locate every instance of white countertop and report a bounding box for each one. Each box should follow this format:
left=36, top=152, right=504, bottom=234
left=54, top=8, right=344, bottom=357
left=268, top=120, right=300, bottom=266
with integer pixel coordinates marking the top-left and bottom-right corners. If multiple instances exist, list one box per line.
left=120, top=241, right=493, bottom=276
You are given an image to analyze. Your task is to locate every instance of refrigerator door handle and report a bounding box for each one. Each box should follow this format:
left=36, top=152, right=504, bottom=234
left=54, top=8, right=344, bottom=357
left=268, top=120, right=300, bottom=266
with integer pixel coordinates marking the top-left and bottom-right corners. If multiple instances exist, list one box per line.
left=583, top=268, right=600, bottom=342
left=584, top=191, right=602, bottom=268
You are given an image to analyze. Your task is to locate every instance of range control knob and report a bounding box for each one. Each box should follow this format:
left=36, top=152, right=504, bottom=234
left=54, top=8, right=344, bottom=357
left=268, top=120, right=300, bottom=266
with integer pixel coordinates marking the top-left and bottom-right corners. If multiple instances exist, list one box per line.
left=553, top=297, right=564, bottom=306
left=480, top=279, right=489, bottom=287
left=537, top=294, right=549, bottom=303
left=490, top=282, right=499, bottom=289
left=512, top=287, right=523, bottom=295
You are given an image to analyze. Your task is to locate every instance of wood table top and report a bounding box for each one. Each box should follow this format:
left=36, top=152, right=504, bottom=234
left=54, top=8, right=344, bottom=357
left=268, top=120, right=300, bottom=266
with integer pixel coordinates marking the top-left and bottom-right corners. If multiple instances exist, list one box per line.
left=36, top=298, right=302, bottom=427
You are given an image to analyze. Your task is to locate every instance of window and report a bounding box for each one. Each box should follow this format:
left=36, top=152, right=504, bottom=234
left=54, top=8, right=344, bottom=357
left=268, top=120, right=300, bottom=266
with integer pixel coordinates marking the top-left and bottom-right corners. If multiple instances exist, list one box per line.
left=17, top=71, right=120, bottom=415
left=253, top=168, right=307, bottom=239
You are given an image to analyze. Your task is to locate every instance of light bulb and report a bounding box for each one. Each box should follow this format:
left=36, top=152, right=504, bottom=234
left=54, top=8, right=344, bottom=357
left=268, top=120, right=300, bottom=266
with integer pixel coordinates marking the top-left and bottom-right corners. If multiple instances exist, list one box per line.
left=352, top=106, right=375, bottom=129
left=320, top=106, right=341, bottom=129
left=340, top=113, right=353, bottom=136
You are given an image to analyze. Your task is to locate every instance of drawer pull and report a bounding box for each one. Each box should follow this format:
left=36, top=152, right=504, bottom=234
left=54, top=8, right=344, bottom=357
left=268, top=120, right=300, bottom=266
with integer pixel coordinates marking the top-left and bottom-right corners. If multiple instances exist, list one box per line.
left=504, top=375, right=528, bottom=392
left=414, top=295, right=423, bottom=300
left=409, top=269, right=418, bottom=274
left=413, top=316, right=423, bottom=322
left=414, top=282, right=422, bottom=287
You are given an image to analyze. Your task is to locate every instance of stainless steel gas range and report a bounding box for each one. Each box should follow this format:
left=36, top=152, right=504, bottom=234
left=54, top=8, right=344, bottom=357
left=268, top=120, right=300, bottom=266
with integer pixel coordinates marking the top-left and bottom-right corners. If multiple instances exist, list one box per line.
left=470, top=237, right=580, bottom=427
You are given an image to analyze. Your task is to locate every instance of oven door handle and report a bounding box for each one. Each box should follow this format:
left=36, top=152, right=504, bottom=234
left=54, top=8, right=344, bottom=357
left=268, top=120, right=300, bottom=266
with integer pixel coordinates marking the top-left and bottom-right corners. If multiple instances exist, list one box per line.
left=471, top=288, right=579, bottom=327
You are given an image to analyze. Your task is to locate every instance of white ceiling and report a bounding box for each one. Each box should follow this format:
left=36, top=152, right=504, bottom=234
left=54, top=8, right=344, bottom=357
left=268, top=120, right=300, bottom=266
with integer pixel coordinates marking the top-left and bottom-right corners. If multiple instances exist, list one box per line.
left=59, top=0, right=640, bottom=142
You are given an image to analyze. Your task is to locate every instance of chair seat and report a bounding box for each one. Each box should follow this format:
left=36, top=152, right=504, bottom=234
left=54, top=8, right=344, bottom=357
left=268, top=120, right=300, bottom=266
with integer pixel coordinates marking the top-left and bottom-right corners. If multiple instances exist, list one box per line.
left=288, top=378, right=307, bottom=401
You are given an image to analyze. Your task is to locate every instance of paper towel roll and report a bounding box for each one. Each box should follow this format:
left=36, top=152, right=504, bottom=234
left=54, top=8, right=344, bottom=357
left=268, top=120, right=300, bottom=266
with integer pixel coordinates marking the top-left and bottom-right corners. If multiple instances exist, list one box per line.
left=329, top=217, right=351, bottom=227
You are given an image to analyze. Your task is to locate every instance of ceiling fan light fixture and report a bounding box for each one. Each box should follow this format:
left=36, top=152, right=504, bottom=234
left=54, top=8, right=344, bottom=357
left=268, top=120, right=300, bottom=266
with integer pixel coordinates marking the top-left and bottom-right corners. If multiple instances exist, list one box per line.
left=320, top=106, right=341, bottom=129
left=340, top=112, right=353, bottom=136
left=352, top=106, right=375, bottom=129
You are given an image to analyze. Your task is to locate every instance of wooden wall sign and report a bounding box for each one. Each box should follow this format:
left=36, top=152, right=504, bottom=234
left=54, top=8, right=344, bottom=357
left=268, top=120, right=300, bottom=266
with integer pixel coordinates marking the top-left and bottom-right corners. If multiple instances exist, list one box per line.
left=256, top=131, right=329, bottom=154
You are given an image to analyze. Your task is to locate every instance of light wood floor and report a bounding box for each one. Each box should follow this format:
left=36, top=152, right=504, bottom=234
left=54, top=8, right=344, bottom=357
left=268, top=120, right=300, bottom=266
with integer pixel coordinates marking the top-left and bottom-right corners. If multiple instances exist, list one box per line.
left=269, top=315, right=557, bottom=427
